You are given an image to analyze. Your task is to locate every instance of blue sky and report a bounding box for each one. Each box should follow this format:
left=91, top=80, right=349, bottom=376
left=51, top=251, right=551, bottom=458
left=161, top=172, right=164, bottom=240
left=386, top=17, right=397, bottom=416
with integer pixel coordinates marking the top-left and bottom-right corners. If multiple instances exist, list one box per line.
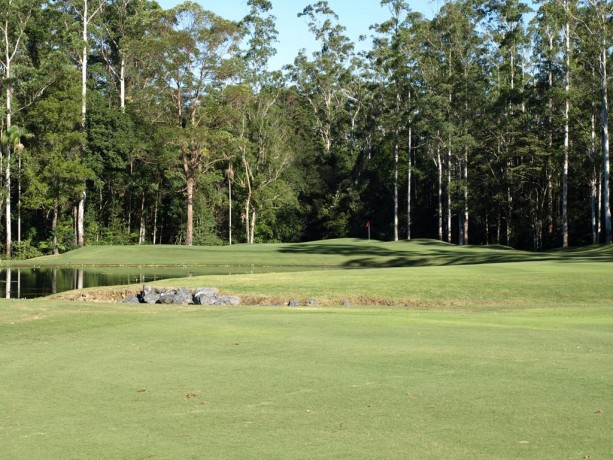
left=156, top=0, right=439, bottom=69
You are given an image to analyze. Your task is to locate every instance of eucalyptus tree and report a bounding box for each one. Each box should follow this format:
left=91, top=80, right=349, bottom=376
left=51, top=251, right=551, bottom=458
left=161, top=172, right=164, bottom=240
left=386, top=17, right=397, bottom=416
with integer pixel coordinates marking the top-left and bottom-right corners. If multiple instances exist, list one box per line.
left=425, top=0, right=486, bottom=244
left=579, top=0, right=612, bottom=244
left=153, top=2, right=241, bottom=246
left=234, top=0, right=296, bottom=243
left=289, top=1, right=358, bottom=237
left=370, top=0, right=422, bottom=241
left=482, top=0, right=532, bottom=246
left=0, top=0, right=38, bottom=256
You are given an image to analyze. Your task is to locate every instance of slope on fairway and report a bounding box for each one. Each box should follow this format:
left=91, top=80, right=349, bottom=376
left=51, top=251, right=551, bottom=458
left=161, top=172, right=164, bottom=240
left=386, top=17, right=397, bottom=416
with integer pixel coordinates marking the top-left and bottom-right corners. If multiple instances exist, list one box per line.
left=17, top=238, right=613, bottom=270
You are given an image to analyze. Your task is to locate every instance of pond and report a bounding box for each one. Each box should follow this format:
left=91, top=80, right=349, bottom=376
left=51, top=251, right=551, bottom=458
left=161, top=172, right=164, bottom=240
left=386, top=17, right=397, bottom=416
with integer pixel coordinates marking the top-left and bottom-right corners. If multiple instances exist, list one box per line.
left=0, top=266, right=281, bottom=299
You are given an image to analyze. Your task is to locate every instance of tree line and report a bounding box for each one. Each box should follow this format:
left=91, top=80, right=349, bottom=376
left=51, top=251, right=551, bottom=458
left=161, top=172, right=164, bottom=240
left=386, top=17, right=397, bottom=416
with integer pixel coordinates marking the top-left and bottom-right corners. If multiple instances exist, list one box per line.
left=0, top=0, right=611, bottom=257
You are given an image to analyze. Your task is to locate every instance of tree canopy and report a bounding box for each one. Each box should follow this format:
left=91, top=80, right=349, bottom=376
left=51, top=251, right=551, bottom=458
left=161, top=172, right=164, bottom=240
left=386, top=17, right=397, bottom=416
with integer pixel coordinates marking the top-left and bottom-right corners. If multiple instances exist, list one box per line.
left=0, top=0, right=611, bottom=257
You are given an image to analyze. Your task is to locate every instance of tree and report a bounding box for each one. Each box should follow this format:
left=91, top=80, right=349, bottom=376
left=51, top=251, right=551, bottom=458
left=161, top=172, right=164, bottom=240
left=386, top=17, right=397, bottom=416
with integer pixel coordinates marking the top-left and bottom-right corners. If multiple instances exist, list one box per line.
left=0, top=0, right=37, bottom=256
left=154, top=2, right=241, bottom=245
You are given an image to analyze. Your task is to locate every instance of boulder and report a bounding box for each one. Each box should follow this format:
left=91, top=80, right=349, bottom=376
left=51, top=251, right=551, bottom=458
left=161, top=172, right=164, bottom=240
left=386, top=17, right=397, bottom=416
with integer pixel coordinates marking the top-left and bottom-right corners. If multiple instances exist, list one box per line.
left=125, top=285, right=240, bottom=306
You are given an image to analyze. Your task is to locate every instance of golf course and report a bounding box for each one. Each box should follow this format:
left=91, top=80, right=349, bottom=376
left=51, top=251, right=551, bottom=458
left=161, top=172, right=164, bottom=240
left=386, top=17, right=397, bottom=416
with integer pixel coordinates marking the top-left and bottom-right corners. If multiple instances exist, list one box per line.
left=1, top=239, right=611, bottom=458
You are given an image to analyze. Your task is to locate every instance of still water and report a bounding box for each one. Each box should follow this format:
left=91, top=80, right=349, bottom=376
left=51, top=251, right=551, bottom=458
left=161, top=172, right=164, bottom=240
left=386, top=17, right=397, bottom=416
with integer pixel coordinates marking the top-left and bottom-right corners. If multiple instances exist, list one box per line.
left=0, top=266, right=271, bottom=299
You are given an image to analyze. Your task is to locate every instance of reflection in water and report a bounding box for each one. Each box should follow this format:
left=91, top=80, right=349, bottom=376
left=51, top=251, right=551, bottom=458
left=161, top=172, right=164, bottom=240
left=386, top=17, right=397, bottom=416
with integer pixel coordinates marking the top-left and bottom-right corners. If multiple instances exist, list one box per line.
left=5, top=269, right=11, bottom=299
left=0, top=265, right=286, bottom=299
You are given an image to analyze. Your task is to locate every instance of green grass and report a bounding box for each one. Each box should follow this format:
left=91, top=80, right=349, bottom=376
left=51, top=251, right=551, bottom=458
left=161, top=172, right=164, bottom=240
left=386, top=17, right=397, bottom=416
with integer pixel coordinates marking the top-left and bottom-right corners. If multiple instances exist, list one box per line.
left=13, top=238, right=613, bottom=270
left=2, top=240, right=612, bottom=457
left=0, top=302, right=611, bottom=459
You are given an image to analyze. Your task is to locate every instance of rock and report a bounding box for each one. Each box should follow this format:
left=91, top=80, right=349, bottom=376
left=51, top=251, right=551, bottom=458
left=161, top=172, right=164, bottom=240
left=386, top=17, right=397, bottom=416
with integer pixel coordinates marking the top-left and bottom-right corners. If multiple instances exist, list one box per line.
left=140, top=285, right=160, bottom=304
left=193, top=288, right=219, bottom=305
left=158, top=290, right=177, bottom=304
left=216, top=295, right=241, bottom=306
left=340, top=299, right=352, bottom=307
left=288, top=299, right=301, bottom=307
left=176, top=287, right=194, bottom=305
left=129, top=286, right=240, bottom=307
left=123, top=295, right=141, bottom=304
left=306, top=299, right=317, bottom=307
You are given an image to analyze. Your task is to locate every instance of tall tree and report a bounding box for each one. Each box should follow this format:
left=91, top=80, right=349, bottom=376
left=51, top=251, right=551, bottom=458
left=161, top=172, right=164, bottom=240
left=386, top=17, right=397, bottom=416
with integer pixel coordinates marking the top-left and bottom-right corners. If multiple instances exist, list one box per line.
left=155, top=2, right=240, bottom=246
left=0, top=0, right=37, bottom=256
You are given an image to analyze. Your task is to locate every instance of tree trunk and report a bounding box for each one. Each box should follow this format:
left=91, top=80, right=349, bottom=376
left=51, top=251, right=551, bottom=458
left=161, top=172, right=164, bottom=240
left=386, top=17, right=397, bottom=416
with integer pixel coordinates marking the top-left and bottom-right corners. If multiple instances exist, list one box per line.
left=437, top=145, right=443, bottom=241
left=393, top=141, right=399, bottom=241
left=138, top=191, right=145, bottom=244
left=590, top=109, right=598, bottom=244
left=228, top=179, right=232, bottom=245
left=447, top=144, right=452, bottom=244
left=250, top=208, right=256, bottom=245
left=152, top=191, right=159, bottom=245
left=77, top=191, right=85, bottom=247
left=5, top=67, right=11, bottom=257
left=407, top=127, right=412, bottom=241
left=77, top=2, right=88, bottom=248
left=17, top=149, right=21, bottom=245
left=463, top=147, right=469, bottom=245
left=5, top=139, right=10, bottom=258
left=52, top=200, right=59, bottom=255
left=601, top=44, right=611, bottom=243
left=562, top=6, right=570, bottom=248
left=185, top=176, right=194, bottom=246
left=120, top=56, right=126, bottom=112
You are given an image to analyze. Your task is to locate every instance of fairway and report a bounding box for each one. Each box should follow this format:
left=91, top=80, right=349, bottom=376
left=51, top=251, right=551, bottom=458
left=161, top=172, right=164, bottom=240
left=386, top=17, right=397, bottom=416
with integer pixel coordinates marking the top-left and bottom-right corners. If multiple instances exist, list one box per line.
left=1, top=302, right=611, bottom=459
left=2, top=240, right=612, bottom=458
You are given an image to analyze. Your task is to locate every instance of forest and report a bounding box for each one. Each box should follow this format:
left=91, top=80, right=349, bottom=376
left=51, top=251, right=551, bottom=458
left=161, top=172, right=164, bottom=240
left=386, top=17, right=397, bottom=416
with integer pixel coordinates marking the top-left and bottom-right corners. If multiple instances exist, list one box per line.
left=0, top=0, right=611, bottom=257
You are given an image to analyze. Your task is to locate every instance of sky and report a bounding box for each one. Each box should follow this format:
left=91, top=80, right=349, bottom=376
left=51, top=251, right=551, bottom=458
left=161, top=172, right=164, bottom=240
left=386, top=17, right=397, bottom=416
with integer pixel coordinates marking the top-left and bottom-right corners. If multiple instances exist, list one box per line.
left=155, top=0, right=440, bottom=69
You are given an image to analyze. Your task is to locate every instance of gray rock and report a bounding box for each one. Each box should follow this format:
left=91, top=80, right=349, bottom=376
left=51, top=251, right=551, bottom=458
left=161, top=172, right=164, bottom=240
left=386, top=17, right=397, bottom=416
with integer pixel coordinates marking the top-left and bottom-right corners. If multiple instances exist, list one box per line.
left=193, top=288, right=219, bottom=305
left=340, top=299, right=352, bottom=307
left=123, top=295, right=141, bottom=304
left=305, top=299, right=317, bottom=307
left=176, top=287, right=194, bottom=305
left=142, top=292, right=160, bottom=304
left=288, top=299, right=301, bottom=307
left=216, top=295, right=241, bottom=306
left=194, top=287, right=219, bottom=298
left=158, top=290, right=178, bottom=304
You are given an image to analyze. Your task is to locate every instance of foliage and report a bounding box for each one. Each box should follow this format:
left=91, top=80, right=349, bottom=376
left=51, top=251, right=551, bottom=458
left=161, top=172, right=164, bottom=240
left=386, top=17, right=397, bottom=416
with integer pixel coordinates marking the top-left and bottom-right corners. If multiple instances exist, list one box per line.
left=0, top=0, right=611, bottom=254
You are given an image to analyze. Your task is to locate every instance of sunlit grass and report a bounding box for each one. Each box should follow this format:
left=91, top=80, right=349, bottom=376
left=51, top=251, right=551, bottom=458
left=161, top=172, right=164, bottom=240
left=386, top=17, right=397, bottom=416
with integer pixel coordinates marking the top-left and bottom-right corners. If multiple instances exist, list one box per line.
left=3, top=240, right=612, bottom=457
left=16, top=238, right=612, bottom=270
left=0, top=301, right=611, bottom=458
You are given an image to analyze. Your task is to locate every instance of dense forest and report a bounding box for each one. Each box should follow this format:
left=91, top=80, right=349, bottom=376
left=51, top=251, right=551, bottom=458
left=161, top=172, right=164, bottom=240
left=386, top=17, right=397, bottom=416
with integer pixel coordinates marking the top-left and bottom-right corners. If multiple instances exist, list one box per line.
left=0, top=0, right=611, bottom=257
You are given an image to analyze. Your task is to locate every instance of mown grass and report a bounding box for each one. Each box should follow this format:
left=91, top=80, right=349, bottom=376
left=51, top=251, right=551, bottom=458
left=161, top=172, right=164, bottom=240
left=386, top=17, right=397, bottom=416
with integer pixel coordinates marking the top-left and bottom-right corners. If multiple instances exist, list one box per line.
left=2, top=240, right=612, bottom=458
left=0, top=301, right=611, bottom=459
left=13, top=238, right=613, bottom=270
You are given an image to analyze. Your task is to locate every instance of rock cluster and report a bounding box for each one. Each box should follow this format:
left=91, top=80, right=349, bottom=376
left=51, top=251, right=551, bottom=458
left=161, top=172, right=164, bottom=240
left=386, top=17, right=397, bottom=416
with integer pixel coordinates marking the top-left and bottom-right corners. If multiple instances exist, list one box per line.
left=124, top=285, right=240, bottom=306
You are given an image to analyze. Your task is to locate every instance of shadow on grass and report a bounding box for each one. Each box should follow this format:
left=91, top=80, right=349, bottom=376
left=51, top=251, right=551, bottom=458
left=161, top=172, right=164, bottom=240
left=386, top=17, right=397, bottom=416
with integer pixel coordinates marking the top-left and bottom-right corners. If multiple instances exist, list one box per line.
left=278, top=239, right=613, bottom=268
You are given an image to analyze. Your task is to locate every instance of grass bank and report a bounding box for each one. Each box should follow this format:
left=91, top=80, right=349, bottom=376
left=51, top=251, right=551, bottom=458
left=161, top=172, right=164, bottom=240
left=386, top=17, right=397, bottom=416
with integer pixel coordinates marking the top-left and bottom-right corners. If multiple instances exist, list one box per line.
left=13, top=238, right=613, bottom=270
left=0, top=301, right=611, bottom=458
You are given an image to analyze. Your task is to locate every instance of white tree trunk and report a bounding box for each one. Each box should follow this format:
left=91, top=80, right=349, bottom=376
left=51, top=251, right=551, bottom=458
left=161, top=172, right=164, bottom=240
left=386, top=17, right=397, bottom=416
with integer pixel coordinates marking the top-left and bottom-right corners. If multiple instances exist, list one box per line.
left=407, top=126, right=412, bottom=241
left=447, top=145, right=452, bottom=244
left=120, top=56, right=126, bottom=112
left=590, top=110, right=598, bottom=244
left=5, top=59, right=11, bottom=257
left=437, top=146, right=443, bottom=241
left=250, top=209, right=256, bottom=245
left=463, top=147, right=469, bottom=245
left=601, top=44, right=611, bottom=243
left=393, top=142, right=399, bottom=241
left=562, top=6, right=570, bottom=248
left=186, top=176, right=194, bottom=246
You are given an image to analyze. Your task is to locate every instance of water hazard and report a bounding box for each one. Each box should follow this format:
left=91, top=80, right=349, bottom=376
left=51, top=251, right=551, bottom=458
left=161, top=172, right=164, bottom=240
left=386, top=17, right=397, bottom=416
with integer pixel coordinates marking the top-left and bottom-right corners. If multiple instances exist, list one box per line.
left=0, top=266, right=273, bottom=299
